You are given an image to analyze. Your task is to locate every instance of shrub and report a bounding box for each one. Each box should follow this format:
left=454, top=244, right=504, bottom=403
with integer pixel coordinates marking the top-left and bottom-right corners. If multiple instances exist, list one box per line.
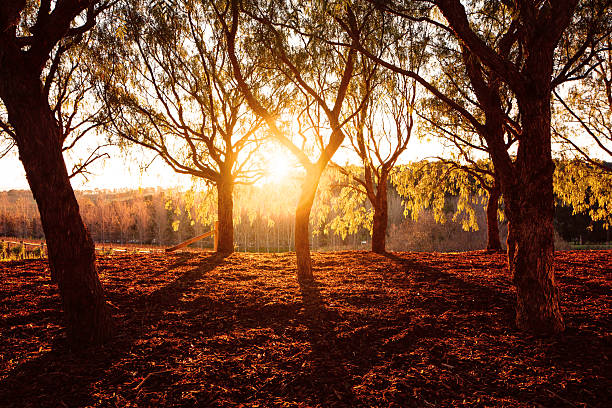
left=31, top=247, right=42, bottom=258
left=11, top=244, right=25, bottom=259
left=387, top=209, right=489, bottom=252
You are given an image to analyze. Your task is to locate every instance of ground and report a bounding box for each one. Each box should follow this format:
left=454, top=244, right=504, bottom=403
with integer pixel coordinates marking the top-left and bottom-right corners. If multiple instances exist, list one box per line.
left=0, top=250, right=610, bottom=407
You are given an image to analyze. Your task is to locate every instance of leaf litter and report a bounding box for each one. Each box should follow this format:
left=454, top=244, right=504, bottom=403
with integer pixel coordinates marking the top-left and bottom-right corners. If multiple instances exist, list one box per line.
left=0, top=250, right=610, bottom=407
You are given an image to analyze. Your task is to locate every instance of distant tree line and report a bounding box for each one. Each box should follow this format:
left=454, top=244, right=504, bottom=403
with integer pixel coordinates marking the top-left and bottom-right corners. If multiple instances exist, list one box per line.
left=2, top=159, right=609, bottom=251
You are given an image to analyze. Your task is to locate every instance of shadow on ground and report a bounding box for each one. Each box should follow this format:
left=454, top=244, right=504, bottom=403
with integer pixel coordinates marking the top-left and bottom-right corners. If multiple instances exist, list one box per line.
left=0, top=250, right=610, bottom=407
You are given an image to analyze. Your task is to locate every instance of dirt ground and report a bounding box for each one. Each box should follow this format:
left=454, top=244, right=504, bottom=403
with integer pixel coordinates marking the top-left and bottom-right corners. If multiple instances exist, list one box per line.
left=0, top=250, right=610, bottom=407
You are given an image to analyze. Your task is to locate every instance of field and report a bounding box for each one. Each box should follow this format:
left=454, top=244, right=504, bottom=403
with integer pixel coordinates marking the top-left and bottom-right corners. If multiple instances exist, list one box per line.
left=0, top=250, right=610, bottom=407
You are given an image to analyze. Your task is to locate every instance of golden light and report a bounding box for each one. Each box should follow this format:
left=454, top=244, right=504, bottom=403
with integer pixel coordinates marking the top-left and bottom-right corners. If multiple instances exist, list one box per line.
left=265, top=153, right=292, bottom=183
left=259, top=148, right=298, bottom=186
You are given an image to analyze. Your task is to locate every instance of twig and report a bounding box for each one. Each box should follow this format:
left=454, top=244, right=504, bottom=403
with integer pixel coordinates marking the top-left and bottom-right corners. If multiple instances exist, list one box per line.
left=545, top=388, right=578, bottom=408
left=134, top=369, right=173, bottom=392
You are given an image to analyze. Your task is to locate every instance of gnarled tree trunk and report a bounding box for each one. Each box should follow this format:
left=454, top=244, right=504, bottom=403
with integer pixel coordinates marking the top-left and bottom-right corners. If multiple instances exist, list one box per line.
left=508, top=95, right=564, bottom=335
left=2, top=74, right=113, bottom=347
left=371, top=175, right=388, bottom=254
left=216, top=176, right=234, bottom=254
left=486, top=183, right=502, bottom=251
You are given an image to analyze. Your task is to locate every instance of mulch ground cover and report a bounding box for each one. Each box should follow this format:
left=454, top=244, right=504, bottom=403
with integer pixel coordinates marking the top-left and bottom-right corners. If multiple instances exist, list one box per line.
left=0, top=250, right=610, bottom=407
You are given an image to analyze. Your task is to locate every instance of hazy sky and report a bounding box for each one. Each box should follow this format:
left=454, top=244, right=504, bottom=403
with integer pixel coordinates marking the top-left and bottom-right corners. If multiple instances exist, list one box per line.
left=1, top=135, right=445, bottom=192
left=1, top=144, right=193, bottom=191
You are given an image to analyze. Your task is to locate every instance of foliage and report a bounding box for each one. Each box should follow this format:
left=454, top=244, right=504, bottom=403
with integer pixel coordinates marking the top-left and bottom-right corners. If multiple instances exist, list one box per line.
left=554, top=159, right=612, bottom=229
left=387, top=209, right=494, bottom=252
left=95, top=0, right=266, bottom=186
left=329, top=180, right=373, bottom=239
left=392, top=158, right=612, bottom=235
left=392, top=160, right=496, bottom=232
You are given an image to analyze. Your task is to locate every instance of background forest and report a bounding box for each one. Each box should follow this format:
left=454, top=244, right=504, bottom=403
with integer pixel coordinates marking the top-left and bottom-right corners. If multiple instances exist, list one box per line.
left=2, top=159, right=610, bottom=253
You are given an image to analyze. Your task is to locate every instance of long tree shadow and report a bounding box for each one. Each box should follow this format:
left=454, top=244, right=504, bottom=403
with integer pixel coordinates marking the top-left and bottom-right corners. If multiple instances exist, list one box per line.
left=0, top=252, right=229, bottom=407
left=383, top=252, right=515, bottom=318
left=2, top=251, right=608, bottom=407
left=382, top=252, right=610, bottom=405
left=296, top=279, right=358, bottom=405
left=137, top=271, right=377, bottom=405
left=163, top=277, right=365, bottom=405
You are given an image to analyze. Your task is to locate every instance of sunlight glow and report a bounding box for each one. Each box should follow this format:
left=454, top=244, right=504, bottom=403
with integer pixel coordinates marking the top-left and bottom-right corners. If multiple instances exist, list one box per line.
left=264, top=152, right=293, bottom=184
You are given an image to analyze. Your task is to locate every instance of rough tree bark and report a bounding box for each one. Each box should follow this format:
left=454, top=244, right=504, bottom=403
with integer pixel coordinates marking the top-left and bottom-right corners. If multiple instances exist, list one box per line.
left=486, top=183, right=502, bottom=251
left=434, top=0, right=577, bottom=334
left=371, top=174, right=389, bottom=254
left=216, top=175, right=234, bottom=254
left=507, top=94, right=564, bottom=334
left=2, top=73, right=113, bottom=346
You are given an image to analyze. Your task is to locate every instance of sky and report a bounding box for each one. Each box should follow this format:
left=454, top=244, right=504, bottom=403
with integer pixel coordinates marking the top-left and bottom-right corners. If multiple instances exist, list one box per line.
left=1, top=134, right=447, bottom=192
left=3, top=126, right=608, bottom=193
left=1, top=144, right=193, bottom=192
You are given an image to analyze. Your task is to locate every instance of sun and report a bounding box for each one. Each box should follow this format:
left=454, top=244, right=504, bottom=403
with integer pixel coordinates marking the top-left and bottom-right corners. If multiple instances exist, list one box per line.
left=261, top=150, right=296, bottom=185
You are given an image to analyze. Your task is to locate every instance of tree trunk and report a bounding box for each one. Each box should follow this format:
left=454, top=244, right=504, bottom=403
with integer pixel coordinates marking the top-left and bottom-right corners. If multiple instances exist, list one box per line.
left=506, top=220, right=516, bottom=265
left=217, top=176, right=234, bottom=254
left=459, top=29, right=565, bottom=335
left=486, top=184, right=502, bottom=251
left=371, top=177, right=388, bottom=254
left=2, top=75, right=113, bottom=347
left=295, top=169, right=322, bottom=282
left=507, top=95, right=564, bottom=335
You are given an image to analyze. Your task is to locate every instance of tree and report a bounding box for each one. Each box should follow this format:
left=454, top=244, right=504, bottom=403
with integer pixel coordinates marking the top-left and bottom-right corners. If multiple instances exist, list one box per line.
left=392, top=160, right=490, bottom=239
left=132, top=194, right=151, bottom=244
left=0, top=1, right=113, bottom=345
left=97, top=194, right=113, bottom=244
left=431, top=0, right=611, bottom=334
left=333, top=58, right=420, bottom=253
left=446, top=161, right=503, bottom=251
left=1, top=20, right=111, bottom=178
left=411, top=24, right=512, bottom=251
left=113, top=200, right=133, bottom=245
left=554, top=158, right=612, bottom=229
left=333, top=2, right=512, bottom=254
left=219, top=0, right=362, bottom=280
left=98, top=0, right=265, bottom=253
left=340, top=0, right=610, bottom=334
left=553, top=33, right=611, bottom=169
left=152, top=190, right=169, bottom=245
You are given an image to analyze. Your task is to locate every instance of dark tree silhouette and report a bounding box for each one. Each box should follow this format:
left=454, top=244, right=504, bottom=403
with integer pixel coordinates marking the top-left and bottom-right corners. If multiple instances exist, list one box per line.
left=0, top=0, right=113, bottom=346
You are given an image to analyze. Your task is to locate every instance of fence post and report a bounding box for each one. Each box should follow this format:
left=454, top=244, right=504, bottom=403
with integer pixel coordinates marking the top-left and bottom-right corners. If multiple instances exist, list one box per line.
left=213, top=221, right=219, bottom=252
left=19, top=240, right=24, bottom=260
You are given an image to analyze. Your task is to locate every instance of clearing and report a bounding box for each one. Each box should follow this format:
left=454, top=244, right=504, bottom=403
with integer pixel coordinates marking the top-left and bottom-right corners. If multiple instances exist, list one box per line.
left=0, top=250, right=610, bottom=407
